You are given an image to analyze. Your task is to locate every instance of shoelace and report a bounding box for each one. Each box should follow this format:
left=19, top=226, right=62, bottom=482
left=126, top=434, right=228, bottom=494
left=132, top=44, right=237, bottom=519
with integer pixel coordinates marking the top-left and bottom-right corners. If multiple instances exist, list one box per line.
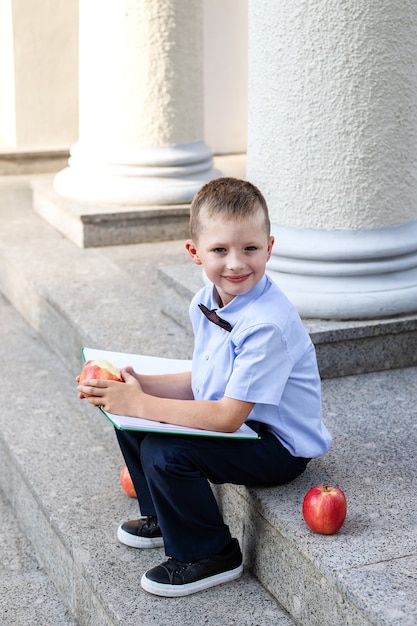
left=143, top=516, right=158, bottom=529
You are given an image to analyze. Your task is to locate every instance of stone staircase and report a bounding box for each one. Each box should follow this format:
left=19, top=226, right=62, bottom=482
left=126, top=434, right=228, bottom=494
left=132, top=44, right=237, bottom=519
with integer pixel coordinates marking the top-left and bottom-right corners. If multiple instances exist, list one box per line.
left=0, top=174, right=416, bottom=625
left=0, top=489, right=78, bottom=626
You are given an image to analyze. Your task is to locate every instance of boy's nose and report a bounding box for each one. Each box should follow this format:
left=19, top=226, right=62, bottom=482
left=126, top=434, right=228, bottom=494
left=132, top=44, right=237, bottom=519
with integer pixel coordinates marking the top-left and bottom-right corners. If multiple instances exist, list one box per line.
left=226, top=253, right=245, bottom=271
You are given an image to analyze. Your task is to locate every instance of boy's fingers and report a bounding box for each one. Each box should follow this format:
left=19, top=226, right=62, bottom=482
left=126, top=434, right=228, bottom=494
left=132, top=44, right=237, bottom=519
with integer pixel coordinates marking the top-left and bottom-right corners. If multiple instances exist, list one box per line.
left=78, top=383, right=103, bottom=398
left=79, top=379, right=109, bottom=389
left=121, top=368, right=137, bottom=383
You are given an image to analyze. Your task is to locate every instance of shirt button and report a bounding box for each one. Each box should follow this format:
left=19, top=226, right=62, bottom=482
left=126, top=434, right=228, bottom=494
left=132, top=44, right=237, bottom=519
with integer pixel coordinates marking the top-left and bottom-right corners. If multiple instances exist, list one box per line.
left=204, top=354, right=210, bottom=360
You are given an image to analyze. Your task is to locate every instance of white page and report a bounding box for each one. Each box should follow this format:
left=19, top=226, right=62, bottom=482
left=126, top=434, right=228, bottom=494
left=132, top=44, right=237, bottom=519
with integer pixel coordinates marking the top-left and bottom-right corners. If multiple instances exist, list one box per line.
left=82, top=347, right=258, bottom=439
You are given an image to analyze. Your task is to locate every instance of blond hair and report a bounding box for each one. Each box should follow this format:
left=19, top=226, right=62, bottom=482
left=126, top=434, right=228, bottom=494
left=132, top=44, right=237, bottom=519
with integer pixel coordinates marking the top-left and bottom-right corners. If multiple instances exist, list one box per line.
left=190, top=177, right=270, bottom=242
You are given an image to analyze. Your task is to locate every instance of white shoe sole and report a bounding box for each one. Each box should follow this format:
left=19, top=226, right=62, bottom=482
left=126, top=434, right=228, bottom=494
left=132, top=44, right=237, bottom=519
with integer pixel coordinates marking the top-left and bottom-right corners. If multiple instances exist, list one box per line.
left=117, top=524, right=164, bottom=549
left=140, top=563, right=243, bottom=597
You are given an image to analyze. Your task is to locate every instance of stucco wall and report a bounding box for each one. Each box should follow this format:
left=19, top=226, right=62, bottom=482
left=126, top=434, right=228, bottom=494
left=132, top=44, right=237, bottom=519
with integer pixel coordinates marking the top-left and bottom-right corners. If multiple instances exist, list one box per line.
left=204, top=0, right=248, bottom=154
left=0, top=0, right=78, bottom=147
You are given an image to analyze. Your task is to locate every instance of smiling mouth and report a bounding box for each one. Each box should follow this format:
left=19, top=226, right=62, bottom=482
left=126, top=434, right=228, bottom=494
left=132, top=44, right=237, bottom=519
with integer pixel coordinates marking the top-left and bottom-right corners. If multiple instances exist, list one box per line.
left=223, top=274, right=251, bottom=283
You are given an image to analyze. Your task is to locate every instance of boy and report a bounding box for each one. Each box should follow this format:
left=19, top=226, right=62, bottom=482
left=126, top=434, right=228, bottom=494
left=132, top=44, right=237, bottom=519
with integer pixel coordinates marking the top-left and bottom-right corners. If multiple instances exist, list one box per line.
left=78, top=177, right=332, bottom=597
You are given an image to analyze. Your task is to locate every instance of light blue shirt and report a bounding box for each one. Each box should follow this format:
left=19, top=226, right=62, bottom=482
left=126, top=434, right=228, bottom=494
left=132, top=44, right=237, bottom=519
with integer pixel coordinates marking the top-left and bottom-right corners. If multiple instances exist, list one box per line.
left=189, top=274, right=332, bottom=458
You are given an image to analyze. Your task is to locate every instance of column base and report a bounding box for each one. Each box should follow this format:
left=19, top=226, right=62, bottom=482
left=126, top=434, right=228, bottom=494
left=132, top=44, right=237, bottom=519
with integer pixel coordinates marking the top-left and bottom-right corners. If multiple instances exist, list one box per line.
left=32, top=155, right=245, bottom=248
left=268, top=222, right=417, bottom=319
left=53, top=141, right=218, bottom=205
left=32, top=177, right=191, bottom=248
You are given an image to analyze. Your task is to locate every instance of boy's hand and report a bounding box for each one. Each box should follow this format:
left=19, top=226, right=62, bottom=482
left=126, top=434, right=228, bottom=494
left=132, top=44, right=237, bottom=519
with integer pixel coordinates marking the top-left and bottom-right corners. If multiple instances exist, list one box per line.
left=77, top=366, right=144, bottom=416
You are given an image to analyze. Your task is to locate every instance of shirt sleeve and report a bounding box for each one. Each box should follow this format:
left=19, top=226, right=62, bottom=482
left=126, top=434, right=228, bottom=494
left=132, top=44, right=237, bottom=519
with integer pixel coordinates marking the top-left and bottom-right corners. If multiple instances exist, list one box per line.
left=224, top=323, right=295, bottom=406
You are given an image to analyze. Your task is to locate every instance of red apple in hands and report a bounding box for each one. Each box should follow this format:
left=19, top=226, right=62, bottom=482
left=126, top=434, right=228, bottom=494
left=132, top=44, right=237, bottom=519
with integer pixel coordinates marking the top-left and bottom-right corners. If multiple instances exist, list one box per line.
left=79, top=359, right=123, bottom=397
left=120, top=465, right=136, bottom=498
left=302, top=485, right=347, bottom=535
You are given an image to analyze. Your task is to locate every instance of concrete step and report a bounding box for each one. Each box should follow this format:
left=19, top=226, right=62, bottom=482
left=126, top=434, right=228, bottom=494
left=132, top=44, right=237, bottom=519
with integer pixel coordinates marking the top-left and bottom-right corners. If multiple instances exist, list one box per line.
left=32, top=176, right=191, bottom=248
left=0, top=490, right=77, bottom=626
left=0, top=148, right=69, bottom=176
left=0, top=175, right=416, bottom=626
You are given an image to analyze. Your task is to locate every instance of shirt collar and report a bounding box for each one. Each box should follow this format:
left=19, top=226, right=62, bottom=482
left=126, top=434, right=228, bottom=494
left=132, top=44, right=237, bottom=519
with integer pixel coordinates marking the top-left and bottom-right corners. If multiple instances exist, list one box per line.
left=209, top=274, right=269, bottom=314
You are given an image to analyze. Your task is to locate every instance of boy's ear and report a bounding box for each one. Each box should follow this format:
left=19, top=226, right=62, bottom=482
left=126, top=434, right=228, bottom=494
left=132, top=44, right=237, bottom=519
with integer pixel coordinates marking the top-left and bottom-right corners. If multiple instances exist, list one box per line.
left=185, top=239, right=202, bottom=265
left=267, top=235, right=275, bottom=261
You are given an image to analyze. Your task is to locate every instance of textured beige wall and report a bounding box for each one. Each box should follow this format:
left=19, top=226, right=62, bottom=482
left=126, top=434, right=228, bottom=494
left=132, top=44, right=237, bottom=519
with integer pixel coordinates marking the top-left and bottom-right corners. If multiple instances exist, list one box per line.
left=204, top=0, right=247, bottom=154
left=0, top=0, right=15, bottom=144
left=0, top=0, right=78, bottom=148
left=248, top=1, right=417, bottom=230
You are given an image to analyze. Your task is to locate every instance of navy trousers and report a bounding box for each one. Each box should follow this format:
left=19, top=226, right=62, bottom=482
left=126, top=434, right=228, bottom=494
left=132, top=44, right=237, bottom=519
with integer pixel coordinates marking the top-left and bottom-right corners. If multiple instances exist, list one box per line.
left=115, top=423, right=309, bottom=562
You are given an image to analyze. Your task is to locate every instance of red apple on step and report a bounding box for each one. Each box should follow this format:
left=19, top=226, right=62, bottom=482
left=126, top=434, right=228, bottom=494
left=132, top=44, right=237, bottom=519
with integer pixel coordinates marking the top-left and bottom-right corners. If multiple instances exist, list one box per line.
left=120, top=465, right=137, bottom=498
left=79, top=359, right=123, bottom=397
left=302, top=485, right=347, bottom=535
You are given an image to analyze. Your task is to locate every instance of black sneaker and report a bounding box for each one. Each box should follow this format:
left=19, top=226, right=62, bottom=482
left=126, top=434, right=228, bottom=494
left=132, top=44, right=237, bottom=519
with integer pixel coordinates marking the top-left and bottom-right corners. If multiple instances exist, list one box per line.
left=117, top=516, right=164, bottom=549
left=140, top=538, right=243, bottom=597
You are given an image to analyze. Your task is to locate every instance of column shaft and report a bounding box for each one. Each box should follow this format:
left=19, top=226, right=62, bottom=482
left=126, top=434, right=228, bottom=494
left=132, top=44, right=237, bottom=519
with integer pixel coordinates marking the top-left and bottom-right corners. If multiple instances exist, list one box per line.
left=248, top=0, right=417, bottom=318
left=54, top=0, right=215, bottom=205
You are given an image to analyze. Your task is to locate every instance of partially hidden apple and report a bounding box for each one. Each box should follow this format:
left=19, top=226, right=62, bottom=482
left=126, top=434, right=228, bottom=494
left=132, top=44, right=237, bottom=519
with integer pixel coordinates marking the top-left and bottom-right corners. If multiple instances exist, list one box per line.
left=79, top=359, right=123, bottom=397
left=120, top=465, right=137, bottom=498
left=302, top=485, right=347, bottom=535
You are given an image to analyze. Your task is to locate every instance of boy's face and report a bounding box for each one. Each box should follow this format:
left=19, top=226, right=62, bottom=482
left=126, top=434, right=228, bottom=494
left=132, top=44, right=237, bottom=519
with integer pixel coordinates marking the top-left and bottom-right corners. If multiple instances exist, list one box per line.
left=186, top=209, right=274, bottom=306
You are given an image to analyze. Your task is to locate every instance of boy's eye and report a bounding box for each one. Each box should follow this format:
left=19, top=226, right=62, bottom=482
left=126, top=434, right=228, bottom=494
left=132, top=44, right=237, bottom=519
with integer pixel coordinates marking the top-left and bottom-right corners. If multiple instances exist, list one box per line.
left=245, top=246, right=257, bottom=251
left=213, top=247, right=226, bottom=253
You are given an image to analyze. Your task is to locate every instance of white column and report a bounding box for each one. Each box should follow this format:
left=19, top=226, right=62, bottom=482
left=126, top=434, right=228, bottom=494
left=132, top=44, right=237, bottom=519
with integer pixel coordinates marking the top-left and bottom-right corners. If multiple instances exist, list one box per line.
left=54, top=0, right=215, bottom=205
left=247, top=0, right=417, bottom=319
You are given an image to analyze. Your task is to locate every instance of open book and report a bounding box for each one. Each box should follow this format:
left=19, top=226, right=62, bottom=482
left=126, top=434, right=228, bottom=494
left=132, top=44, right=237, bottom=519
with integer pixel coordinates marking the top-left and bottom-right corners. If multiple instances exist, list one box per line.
left=82, top=347, right=258, bottom=439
